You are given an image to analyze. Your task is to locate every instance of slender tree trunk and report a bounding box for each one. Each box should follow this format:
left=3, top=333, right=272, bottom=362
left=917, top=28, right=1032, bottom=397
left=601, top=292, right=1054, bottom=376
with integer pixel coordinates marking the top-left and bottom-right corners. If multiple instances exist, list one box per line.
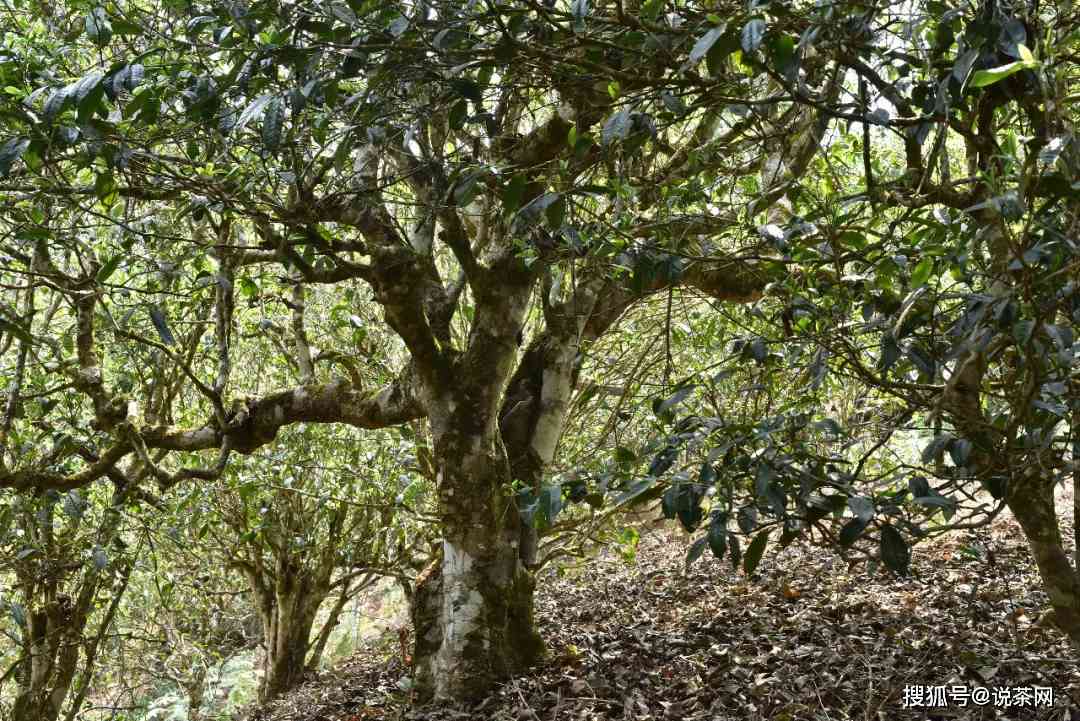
left=305, top=576, right=364, bottom=674
left=1006, top=475, right=1080, bottom=640
left=183, top=666, right=208, bottom=721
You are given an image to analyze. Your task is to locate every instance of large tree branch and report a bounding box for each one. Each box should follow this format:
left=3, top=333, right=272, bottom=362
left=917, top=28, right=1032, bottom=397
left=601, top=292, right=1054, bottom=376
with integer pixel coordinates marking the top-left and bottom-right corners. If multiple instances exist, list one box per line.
left=0, top=370, right=425, bottom=491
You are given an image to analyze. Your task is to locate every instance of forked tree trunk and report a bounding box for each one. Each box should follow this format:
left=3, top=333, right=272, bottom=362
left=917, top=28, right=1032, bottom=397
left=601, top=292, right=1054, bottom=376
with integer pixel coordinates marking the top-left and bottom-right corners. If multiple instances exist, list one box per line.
left=411, top=437, right=544, bottom=702
left=254, top=572, right=324, bottom=701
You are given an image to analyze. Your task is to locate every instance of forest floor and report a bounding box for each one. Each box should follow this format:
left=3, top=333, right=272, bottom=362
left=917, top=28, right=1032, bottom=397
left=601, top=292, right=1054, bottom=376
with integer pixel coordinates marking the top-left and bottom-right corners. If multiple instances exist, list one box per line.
left=253, top=490, right=1080, bottom=721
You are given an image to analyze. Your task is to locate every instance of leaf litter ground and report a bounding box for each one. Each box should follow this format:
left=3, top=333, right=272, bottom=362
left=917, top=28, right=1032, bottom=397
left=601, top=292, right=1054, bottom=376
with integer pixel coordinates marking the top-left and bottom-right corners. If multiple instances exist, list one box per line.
left=253, top=495, right=1080, bottom=721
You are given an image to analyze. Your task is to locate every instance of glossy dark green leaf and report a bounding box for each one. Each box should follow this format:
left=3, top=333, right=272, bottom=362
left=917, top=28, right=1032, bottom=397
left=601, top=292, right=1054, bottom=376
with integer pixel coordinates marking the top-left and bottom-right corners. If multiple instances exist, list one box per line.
left=148, top=305, right=176, bottom=345
left=235, top=94, right=272, bottom=135
left=0, top=137, right=30, bottom=176
left=44, top=87, right=73, bottom=122
left=85, top=6, right=113, bottom=45
left=96, top=256, right=122, bottom=283
left=920, top=433, right=954, bottom=464
left=743, top=529, right=770, bottom=575
left=9, top=602, right=26, bottom=629
left=601, top=108, right=632, bottom=146
left=449, top=99, right=468, bottom=130
left=741, top=19, right=766, bottom=53
left=707, top=514, right=727, bottom=559
left=539, top=484, right=562, bottom=524
left=847, top=495, right=875, bottom=523
left=910, top=257, right=934, bottom=287
left=879, top=333, right=900, bottom=372
left=685, top=536, right=707, bottom=567
left=655, top=385, right=694, bottom=415
left=880, top=524, right=910, bottom=574
left=92, top=545, right=109, bottom=570
left=970, top=60, right=1027, bottom=88
left=737, top=505, right=757, bottom=534
left=838, top=518, right=867, bottom=546
left=262, top=96, right=285, bottom=151
left=501, top=175, right=527, bottom=214
left=688, top=25, right=725, bottom=66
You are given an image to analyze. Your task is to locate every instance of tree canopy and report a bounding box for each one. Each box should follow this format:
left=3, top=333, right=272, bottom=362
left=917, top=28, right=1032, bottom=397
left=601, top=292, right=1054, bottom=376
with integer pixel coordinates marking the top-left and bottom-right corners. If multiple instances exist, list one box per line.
left=0, top=0, right=1078, bottom=715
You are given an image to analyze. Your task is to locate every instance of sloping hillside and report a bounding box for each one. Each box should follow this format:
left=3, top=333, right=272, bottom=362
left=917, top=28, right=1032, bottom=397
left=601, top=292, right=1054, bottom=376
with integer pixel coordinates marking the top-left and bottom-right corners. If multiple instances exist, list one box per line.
left=253, top=499, right=1080, bottom=721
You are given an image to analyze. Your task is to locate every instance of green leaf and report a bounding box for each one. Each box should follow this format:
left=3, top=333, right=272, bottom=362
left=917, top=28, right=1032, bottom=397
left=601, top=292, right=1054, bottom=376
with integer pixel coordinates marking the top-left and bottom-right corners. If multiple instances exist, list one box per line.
left=661, top=484, right=678, bottom=519
left=0, top=137, right=30, bottom=176
left=96, top=256, right=122, bottom=283
left=62, top=490, right=87, bottom=519
left=949, top=438, right=972, bottom=466
left=148, top=305, right=176, bottom=345
left=1013, top=319, right=1035, bottom=345
left=743, top=529, right=770, bottom=575
left=44, top=87, right=73, bottom=122
left=614, top=445, right=636, bottom=467
left=93, top=172, right=117, bottom=204
left=92, top=545, right=109, bottom=570
left=601, top=108, right=632, bottom=146
left=737, top=505, right=757, bottom=534
left=9, top=602, right=26, bottom=629
left=676, top=484, right=704, bottom=532
left=539, top=484, right=563, bottom=524
left=970, top=61, right=1027, bottom=88
left=686, top=25, right=725, bottom=67
left=655, top=385, right=694, bottom=415
left=707, top=514, right=727, bottom=559
left=449, top=99, right=468, bottom=130
left=660, top=91, right=687, bottom=116
left=767, top=33, right=796, bottom=73
left=110, top=17, right=143, bottom=35
left=838, top=518, right=867, bottom=546
left=262, top=96, right=285, bottom=151
left=847, top=495, right=875, bottom=523
left=749, top=337, right=768, bottom=363
left=544, top=194, right=567, bottom=229
left=513, top=192, right=561, bottom=233
left=85, top=6, right=113, bottom=45
left=921, top=432, right=954, bottom=464
left=74, top=72, right=104, bottom=103
left=880, top=524, right=910, bottom=574
left=686, top=536, right=707, bottom=567
left=501, top=175, right=527, bottom=214
left=452, top=171, right=484, bottom=207
left=910, top=257, right=934, bottom=287
left=571, top=0, right=588, bottom=31
left=613, top=478, right=659, bottom=507
left=235, top=94, right=272, bottom=135
left=879, top=333, right=900, bottom=373
left=647, top=445, right=677, bottom=477
left=741, top=19, right=766, bottom=53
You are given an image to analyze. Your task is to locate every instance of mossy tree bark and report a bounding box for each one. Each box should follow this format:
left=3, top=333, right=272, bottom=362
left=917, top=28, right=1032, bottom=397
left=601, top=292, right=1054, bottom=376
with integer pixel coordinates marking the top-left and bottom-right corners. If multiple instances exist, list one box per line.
left=1006, top=476, right=1080, bottom=640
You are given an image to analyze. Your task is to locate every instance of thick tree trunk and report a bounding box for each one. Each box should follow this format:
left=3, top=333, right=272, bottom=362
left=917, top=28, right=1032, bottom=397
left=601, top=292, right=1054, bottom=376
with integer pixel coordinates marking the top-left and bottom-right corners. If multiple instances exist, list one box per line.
left=1006, top=476, right=1080, bottom=640
left=411, top=440, right=544, bottom=702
